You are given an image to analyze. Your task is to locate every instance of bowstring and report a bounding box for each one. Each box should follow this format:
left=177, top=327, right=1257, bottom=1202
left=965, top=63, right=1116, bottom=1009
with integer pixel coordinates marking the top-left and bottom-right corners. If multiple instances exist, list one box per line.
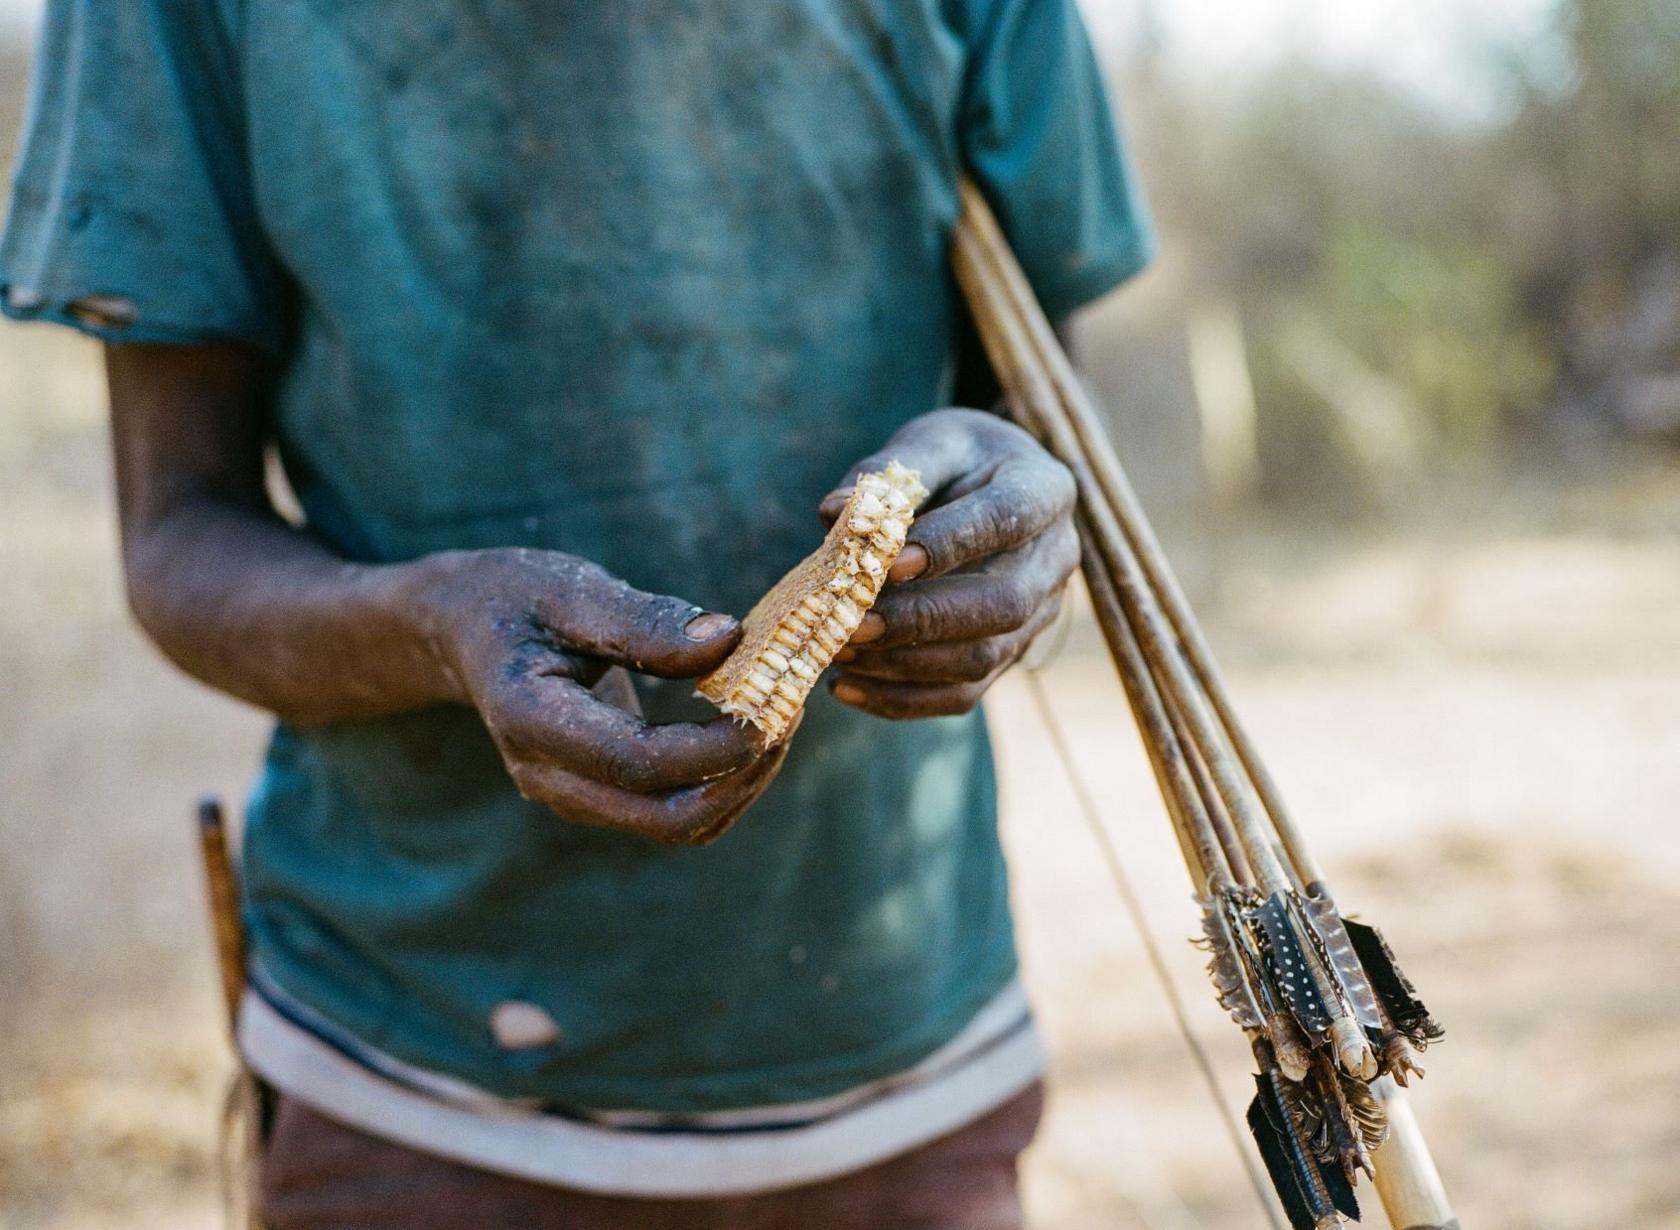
left=1021, top=667, right=1284, bottom=1230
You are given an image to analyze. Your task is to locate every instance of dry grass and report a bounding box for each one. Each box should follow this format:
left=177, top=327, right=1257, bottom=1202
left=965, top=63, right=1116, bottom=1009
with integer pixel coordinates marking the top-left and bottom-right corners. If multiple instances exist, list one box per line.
left=3, top=328, right=1678, bottom=1228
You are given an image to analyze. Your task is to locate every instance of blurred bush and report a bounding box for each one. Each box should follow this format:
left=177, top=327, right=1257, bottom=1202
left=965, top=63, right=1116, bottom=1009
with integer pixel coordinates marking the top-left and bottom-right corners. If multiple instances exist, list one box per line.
left=1107, top=0, right=1680, bottom=507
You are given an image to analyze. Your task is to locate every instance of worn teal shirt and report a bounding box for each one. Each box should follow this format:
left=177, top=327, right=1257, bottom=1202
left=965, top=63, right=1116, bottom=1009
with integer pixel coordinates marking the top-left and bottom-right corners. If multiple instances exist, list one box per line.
left=4, top=0, right=1151, bottom=1110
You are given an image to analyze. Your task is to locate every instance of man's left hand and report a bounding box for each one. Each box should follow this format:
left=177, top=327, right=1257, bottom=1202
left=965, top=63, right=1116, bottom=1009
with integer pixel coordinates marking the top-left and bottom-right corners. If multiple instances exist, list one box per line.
left=817, top=408, right=1077, bottom=719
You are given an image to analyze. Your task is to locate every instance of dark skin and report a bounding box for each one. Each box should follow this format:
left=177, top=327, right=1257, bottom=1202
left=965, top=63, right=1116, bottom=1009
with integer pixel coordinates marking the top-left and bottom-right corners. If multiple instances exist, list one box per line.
left=818, top=409, right=1077, bottom=718
left=107, top=315, right=1075, bottom=846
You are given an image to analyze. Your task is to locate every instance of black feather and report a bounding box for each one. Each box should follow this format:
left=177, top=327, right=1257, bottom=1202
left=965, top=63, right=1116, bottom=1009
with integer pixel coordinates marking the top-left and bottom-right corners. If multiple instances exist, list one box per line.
left=1254, top=894, right=1333, bottom=1037
left=1250, top=1070, right=1358, bottom=1229
left=1307, top=1067, right=1365, bottom=1219
left=1344, top=918, right=1444, bottom=1048
left=1322, top=1143, right=1361, bottom=1221
left=1249, top=1094, right=1322, bottom=1230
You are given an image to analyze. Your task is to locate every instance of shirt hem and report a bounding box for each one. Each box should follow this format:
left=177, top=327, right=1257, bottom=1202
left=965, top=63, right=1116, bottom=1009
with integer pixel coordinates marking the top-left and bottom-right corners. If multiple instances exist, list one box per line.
left=1032, top=230, right=1156, bottom=320
left=0, top=282, right=286, bottom=357
left=238, top=981, right=1045, bottom=1197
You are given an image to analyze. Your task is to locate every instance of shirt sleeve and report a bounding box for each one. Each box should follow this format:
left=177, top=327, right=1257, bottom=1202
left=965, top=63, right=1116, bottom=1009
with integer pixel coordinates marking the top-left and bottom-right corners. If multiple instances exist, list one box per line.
left=959, top=0, right=1155, bottom=318
left=0, top=0, right=289, bottom=353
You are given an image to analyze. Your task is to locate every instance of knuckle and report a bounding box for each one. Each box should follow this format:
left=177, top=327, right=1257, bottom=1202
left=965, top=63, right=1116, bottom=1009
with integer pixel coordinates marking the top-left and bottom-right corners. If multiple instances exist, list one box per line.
left=982, top=493, right=1029, bottom=548
left=1035, top=587, right=1067, bottom=634
left=571, top=557, right=616, bottom=589
left=849, top=685, right=913, bottom=720
left=923, top=591, right=968, bottom=640
left=558, top=560, right=619, bottom=616
left=654, top=823, right=704, bottom=847
left=598, top=741, right=661, bottom=793
left=961, top=490, right=1032, bottom=559
left=889, top=592, right=946, bottom=646
left=1042, top=456, right=1076, bottom=509
left=931, top=683, right=985, bottom=716
left=507, top=763, right=545, bottom=805
left=938, top=406, right=988, bottom=429
left=661, top=797, right=735, bottom=846
left=991, top=412, right=1037, bottom=446
left=953, top=640, right=1003, bottom=682
left=488, top=701, right=547, bottom=760
left=992, top=576, right=1037, bottom=629
left=1049, top=522, right=1080, bottom=575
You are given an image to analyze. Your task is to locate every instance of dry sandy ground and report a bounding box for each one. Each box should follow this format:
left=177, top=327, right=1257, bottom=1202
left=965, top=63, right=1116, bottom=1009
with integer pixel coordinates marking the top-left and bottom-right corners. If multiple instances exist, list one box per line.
left=3, top=327, right=1678, bottom=1228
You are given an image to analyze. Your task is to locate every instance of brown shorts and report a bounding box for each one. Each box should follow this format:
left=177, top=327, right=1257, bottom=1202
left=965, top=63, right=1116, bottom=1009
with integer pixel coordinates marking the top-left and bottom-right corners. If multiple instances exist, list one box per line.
left=260, top=1082, right=1045, bottom=1230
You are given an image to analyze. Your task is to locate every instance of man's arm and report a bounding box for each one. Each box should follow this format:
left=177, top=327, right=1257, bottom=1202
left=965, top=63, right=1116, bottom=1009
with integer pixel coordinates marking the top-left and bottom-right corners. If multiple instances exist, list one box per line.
left=110, top=343, right=466, bottom=722
left=108, top=342, right=787, bottom=844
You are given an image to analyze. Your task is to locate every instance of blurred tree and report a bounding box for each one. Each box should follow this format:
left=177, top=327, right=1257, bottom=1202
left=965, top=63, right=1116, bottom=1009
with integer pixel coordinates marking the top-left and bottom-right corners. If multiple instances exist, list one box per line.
left=1108, top=0, right=1680, bottom=506
left=1499, top=0, right=1680, bottom=438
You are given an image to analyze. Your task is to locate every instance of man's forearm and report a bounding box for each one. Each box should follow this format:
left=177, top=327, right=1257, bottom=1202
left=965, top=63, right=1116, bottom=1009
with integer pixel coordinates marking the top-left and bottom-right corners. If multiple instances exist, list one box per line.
left=108, top=341, right=464, bottom=726
left=122, top=496, right=463, bottom=725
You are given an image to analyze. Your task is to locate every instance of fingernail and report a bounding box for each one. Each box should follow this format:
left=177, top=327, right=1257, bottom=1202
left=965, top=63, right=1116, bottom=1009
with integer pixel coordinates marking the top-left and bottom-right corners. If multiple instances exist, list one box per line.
left=887, top=544, right=928, bottom=583
left=684, top=611, right=737, bottom=641
left=834, top=647, right=856, bottom=663
left=851, top=612, right=886, bottom=644
left=831, top=680, right=865, bottom=706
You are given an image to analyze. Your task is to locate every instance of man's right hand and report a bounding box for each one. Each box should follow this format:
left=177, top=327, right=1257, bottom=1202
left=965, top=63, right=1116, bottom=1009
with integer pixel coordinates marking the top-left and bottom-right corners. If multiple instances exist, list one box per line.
left=106, top=342, right=785, bottom=848
left=411, top=549, right=790, bottom=846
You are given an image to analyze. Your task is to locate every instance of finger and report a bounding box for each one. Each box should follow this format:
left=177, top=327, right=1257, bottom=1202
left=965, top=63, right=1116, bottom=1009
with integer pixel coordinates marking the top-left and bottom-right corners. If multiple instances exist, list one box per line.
left=494, top=677, right=765, bottom=793
left=840, top=593, right=1062, bottom=684
left=886, top=544, right=929, bottom=584
left=681, top=711, right=803, bottom=843
left=865, top=522, right=1078, bottom=649
left=590, top=665, right=644, bottom=716
left=828, top=675, right=986, bottom=720
left=816, top=411, right=986, bottom=523
left=513, top=731, right=794, bottom=845
left=530, top=562, right=741, bottom=678
left=901, top=453, right=1074, bottom=580
left=851, top=612, right=886, bottom=645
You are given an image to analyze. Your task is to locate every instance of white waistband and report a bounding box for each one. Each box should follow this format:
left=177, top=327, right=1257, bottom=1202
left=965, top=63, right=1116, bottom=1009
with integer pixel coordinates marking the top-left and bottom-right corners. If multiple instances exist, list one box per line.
left=238, top=979, right=1044, bottom=1197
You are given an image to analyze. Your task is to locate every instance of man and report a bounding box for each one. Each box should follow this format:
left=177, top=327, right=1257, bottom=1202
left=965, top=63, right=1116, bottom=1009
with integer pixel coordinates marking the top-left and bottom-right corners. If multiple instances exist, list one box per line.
left=3, top=2, right=1151, bottom=1225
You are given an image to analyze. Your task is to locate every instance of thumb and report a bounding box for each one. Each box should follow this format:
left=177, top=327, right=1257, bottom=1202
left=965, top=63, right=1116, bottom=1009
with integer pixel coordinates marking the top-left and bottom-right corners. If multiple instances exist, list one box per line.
left=536, top=572, right=741, bottom=679
left=817, top=413, right=975, bottom=525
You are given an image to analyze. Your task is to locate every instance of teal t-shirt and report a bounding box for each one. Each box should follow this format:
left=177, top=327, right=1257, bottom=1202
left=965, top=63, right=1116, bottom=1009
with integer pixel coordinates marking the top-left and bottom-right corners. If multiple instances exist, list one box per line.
left=3, top=0, right=1152, bottom=1110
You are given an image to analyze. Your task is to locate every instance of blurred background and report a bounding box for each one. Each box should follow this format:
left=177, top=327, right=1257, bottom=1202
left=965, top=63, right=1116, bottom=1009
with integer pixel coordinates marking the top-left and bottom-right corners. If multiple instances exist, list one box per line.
left=2, top=0, right=1677, bottom=1226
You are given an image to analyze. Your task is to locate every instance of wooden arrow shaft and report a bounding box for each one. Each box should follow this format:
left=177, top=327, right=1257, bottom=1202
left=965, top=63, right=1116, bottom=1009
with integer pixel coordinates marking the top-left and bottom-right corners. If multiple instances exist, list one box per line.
left=950, top=177, right=1459, bottom=1230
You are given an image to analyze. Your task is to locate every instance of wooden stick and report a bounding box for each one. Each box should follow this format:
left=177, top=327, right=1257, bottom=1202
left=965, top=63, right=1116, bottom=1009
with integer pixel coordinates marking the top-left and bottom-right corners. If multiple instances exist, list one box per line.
left=1078, top=525, right=1231, bottom=891
left=1024, top=670, right=1287, bottom=1230
left=1371, top=1079, right=1460, bottom=1230
left=197, top=797, right=247, bottom=1037
left=1161, top=684, right=1253, bottom=890
left=953, top=205, right=1295, bottom=897
left=956, top=180, right=1326, bottom=892
left=952, top=178, right=1458, bottom=1227
left=953, top=223, right=1232, bottom=892
left=960, top=184, right=1387, bottom=1080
